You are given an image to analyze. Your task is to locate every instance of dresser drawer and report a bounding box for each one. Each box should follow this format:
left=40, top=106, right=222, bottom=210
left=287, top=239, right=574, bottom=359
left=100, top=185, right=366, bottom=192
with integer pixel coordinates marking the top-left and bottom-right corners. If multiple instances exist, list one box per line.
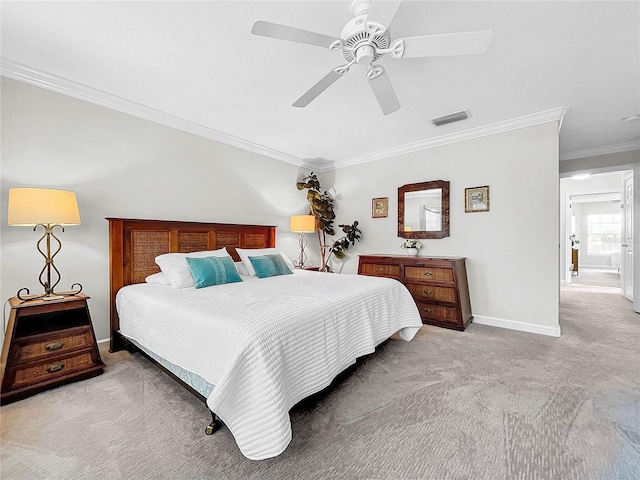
left=12, top=327, right=94, bottom=364
left=405, top=283, right=457, bottom=303
left=360, top=263, right=401, bottom=279
left=415, top=302, right=460, bottom=325
left=404, top=265, right=454, bottom=283
left=6, top=350, right=97, bottom=389
left=358, top=255, right=471, bottom=331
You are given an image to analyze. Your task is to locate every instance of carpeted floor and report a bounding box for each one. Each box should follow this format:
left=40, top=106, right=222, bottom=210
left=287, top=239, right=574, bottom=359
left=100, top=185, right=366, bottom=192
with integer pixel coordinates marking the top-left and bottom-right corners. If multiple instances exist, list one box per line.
left=571, top=267, right=621, bottom=288
left=1, top=285, right=639, bottom=480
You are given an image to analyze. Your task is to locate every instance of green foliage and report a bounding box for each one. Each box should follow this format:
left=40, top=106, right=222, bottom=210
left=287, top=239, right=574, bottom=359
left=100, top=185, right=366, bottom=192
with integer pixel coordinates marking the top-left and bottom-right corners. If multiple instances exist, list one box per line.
left=296, top=173, right=362, bottom=271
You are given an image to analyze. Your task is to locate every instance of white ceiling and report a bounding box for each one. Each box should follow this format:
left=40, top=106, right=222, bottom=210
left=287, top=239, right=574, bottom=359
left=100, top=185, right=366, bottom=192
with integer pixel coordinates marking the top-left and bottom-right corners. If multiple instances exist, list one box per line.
left=2, top=1, right=639, bottom=169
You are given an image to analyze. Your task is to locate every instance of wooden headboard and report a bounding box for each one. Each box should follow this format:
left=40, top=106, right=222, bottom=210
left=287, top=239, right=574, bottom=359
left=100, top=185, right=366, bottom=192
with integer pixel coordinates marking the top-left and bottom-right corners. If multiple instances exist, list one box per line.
left=107, top=218, right=276, bottom=352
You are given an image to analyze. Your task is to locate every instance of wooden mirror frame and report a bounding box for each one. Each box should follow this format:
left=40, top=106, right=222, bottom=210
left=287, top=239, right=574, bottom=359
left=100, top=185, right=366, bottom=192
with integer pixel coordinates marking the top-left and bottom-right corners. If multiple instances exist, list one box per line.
left=398, top=180, right=450, bottom=239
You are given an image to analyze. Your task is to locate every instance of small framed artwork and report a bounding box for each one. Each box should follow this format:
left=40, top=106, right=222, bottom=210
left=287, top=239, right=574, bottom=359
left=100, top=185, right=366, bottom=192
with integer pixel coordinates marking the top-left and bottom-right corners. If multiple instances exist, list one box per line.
left=464, top=186, right=490, bottom=213
left=372, top=197, right=389, bottom=218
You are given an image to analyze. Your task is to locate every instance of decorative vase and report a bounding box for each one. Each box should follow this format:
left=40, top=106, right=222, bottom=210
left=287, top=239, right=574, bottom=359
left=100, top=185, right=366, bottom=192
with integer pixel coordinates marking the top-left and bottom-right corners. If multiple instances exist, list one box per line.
left=405, top=247, right=418, bottom=256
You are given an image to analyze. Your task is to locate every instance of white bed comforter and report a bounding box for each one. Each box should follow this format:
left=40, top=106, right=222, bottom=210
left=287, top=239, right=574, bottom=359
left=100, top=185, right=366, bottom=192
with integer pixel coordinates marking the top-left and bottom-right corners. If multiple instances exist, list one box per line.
left=116, top=270, right=422, bottom=460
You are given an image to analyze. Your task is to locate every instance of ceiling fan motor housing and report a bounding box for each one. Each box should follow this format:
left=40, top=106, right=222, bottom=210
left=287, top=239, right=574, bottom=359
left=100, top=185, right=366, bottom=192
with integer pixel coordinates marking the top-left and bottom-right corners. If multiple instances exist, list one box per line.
left=340, top=16, right=391, bottom=64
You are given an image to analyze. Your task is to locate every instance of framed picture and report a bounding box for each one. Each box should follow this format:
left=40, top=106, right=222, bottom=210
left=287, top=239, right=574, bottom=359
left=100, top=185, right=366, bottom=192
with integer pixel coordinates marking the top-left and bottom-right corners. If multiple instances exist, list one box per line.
left=464, top=186, right=490, bottom=213
left=372, top=197, right=388, bottom=218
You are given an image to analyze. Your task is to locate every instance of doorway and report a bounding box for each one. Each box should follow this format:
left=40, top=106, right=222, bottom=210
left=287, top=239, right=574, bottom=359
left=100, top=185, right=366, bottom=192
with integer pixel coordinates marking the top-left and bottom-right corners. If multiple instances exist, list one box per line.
left=561, top=171, right=630, bottom=293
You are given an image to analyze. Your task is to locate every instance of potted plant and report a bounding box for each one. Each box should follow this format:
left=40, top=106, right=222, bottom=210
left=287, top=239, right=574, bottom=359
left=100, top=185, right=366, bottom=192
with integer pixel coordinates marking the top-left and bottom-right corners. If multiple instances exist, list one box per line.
left=296, top=172, right=362, bottom=272
left=401, top=239, right=422, bottom=256
left=570, top=234, right=580, bottom=249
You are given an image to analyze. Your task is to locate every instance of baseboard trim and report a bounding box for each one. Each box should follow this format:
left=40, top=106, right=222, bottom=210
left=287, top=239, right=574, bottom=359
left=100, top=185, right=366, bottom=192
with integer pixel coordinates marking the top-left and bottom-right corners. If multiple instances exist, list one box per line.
left=473, top=315, right=561, bottom=337
left=97, top=337, right=110, bottom=345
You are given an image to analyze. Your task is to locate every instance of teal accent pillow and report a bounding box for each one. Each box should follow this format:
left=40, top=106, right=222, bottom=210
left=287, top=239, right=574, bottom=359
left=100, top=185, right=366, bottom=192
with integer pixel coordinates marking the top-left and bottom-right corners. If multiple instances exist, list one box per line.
left=185, top=256, right=243, bottom=289
left=248, top=254, right=293, bottom=279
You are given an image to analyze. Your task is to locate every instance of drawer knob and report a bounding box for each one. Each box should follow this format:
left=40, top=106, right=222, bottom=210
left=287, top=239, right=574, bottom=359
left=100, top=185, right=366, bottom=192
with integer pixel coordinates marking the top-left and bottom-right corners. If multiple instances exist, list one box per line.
left=376, top=267, right=383, bottom=273
left=424, top=271, right=433, bottom=276
left=424, top=289, right=433, bottom=295
left=46, top=362, right=65, bottom=373
left=423, top=307, right=432, bottom=313
left=45, top=341, right=64, bottom=351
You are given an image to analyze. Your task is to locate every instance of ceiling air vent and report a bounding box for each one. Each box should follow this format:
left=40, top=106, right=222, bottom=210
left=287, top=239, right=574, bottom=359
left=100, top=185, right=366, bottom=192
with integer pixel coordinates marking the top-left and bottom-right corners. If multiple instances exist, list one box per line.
left=432, top=110, right=469, bottom=127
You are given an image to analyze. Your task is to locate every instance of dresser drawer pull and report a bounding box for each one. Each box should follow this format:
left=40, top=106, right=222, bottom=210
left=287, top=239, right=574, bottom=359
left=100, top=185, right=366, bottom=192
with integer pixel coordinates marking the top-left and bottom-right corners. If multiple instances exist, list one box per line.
left=423, top=307, right=432, bottom=313
left=424, top=289, right=433, bottom=295
left=376, top=267, right=383, bottom=273
left=46, top=362, right=65, bottom=373
left=45, top=341, right=64, bottom=351
left=424, top=271, right=433, bottom=276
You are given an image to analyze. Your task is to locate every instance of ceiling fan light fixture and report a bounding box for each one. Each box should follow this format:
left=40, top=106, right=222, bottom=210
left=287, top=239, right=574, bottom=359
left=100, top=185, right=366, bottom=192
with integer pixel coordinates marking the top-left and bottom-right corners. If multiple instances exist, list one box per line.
left=432, top=110, right=470, bottom=127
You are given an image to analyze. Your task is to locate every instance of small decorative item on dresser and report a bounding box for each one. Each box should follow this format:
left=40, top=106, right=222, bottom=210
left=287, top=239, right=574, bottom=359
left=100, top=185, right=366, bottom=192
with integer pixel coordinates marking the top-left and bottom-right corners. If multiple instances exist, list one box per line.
left=0, top=293, right=104, bottom=405
left=401, top=239, right=422, bottom=256
left=464, top=186, right=490, bottom=213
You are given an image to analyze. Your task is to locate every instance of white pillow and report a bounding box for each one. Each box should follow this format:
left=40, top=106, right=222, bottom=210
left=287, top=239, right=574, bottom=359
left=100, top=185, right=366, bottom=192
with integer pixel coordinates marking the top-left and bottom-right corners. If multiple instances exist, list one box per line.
left=234, top=261, right=250, bottom=276
left=155, top=248, right=232, bottom=288
left=145, top=272, right=171, bottom=286
left=236, top=248, right=295, bottom=276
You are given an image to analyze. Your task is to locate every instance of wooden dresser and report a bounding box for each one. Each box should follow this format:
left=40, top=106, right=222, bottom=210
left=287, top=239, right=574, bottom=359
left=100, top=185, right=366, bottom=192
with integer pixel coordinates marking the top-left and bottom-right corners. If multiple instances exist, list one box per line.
left=358, top=255, right=473, bottom=331
left=0, top=293, right=104, bottom=405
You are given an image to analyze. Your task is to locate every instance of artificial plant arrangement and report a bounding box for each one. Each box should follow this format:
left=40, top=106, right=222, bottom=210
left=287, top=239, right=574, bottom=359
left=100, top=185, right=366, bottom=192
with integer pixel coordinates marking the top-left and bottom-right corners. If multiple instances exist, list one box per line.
left=296, top=172, right=362, bottom=272
left=570, top=234, right=580, bottom=248
left=401, top=239, right=422, bottom=250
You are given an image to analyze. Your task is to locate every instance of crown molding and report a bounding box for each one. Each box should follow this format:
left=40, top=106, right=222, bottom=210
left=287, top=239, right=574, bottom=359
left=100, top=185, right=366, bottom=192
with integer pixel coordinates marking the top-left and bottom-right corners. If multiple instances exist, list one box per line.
left=0, top=58, right=304, bottom=167
left=560, top=140, right=640, bottom=161
left=335, top=107, right=570, bottom=170
left=2, top=59, right=572, bottom=171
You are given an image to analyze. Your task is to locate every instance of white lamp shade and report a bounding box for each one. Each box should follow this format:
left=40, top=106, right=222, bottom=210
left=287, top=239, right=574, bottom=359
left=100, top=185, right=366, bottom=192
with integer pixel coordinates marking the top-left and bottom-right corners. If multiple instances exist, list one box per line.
left=290, top=215, right=316, bottom=233
left=8, top=188, right=81, bottom=226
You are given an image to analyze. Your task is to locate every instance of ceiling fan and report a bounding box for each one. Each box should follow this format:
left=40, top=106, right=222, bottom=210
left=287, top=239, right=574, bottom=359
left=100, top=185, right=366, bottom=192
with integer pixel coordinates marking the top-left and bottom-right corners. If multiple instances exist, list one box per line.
left=251, top=0, right=493, bottom=115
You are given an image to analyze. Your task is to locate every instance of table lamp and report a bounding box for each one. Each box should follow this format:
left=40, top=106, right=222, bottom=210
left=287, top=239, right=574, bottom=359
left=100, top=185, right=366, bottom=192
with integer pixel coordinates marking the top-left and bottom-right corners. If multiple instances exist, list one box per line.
left=8, top=188, right=83, bottom=301
left=290, top=215, right=316, bottom=268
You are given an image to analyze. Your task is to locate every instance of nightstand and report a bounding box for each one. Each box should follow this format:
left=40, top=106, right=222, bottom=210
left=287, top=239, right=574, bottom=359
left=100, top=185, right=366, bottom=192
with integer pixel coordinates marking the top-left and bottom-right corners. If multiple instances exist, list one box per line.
left=0, top=293, right=105, bottom=405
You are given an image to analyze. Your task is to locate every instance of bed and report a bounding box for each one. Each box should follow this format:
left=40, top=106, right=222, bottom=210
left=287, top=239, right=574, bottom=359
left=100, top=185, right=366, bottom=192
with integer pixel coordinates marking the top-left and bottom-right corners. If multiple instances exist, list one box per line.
left=108, top=218, right=423, bottom=460
left=605, top=248, right=621, bottom=271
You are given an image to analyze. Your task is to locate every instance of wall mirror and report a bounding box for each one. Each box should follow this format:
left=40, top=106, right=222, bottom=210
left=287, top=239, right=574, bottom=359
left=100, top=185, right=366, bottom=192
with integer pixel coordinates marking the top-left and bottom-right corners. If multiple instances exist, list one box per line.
left=398, top=180, right=450, bottom=239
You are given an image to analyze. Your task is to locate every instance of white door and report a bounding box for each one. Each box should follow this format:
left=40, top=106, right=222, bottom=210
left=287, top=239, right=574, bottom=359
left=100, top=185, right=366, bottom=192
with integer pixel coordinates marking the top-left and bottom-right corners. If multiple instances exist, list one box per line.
left=622, top=173, right=633, bottom=300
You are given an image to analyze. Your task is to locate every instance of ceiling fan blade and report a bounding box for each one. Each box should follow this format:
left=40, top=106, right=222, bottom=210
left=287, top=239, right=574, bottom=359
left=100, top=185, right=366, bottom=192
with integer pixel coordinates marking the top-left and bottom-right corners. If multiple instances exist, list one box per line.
left=293, top=70, right=344, bottom=108
left=367, top=67, right=400, bottom=115
left=365, top=0, right=403, bottom=30
left=399, top=30, right=494, bottom=58
left=251, top=21, right=337, bottom=49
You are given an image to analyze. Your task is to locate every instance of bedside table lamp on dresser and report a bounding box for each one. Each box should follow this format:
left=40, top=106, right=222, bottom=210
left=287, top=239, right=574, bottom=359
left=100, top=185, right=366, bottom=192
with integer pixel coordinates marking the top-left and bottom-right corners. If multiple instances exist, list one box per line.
left=1, top=188, right=104, bottom=404
left=290, top=214, right=316, bottom=269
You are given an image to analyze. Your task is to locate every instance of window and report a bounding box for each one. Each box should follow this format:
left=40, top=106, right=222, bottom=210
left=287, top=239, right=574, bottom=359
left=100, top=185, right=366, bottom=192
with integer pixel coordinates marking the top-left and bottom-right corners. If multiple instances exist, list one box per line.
left=587, top=214, right=621, bottom=254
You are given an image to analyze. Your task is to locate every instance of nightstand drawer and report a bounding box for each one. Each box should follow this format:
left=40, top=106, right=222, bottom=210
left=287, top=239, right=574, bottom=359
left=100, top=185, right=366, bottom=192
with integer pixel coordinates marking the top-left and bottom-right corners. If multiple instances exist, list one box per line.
left=359, top=263, right=401, bottom=279
left=7, top=350, right=96, bottom=389
left=405, top=283, right=457, bottom=303
left=404, top=266, right=454, bottom=282
left=415, top=302, right=459, bottom=325
left=12, top=327, right=94, bottom=364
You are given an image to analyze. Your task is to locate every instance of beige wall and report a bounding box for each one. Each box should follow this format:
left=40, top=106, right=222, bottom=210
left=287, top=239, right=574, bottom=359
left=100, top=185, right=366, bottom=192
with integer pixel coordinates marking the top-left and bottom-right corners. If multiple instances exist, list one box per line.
left=329, top=122, right=561, bottom=336
left=1, top=77, right=562, bottom=341
left=1, top=78, right=310, bottom=341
